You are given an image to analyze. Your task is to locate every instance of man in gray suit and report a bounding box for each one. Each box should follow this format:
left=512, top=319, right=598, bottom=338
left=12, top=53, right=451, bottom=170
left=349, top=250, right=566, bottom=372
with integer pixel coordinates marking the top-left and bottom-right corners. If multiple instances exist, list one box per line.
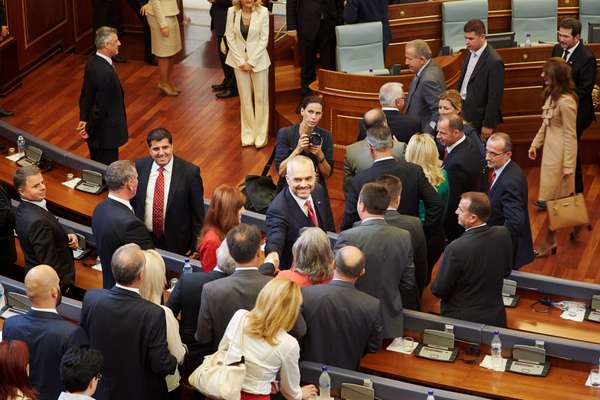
left=405, top=39, right=446, bottom=134
left=344, top=108, right=406, bottom=189
left=335, top=182, right=416, bottom=338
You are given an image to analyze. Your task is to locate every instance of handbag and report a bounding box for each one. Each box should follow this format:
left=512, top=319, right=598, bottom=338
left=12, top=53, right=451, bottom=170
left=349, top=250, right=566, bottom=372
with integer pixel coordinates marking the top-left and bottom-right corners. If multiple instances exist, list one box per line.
left=240, top=146, right=277, bottom=214
left=189, top=315, right=247, bottom=400
left=546, top=193, right=590, bottom=231
left=220, top=37, right=229, bottom=55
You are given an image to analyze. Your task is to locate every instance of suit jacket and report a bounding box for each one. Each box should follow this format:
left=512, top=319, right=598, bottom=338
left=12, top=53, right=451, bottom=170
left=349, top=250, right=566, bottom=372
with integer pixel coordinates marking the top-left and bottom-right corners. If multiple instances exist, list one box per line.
left=265, top=185, right=335, bottom=269
left=225, top=5, right=271, bottom=72
left=343, top=139, right=405, bottom=190
left=133, top=155, right=205, bottom=255
left=15, top=201, right=75, bottom=289
left=92, top=198, right=154, bottom=289
left=0, top=1, right=5, bottom=26
left=457, top=44, right=504, bottom=129
left=342, top=158, right=443, bottom=233
left=443, top=137, right=485, bottom=242
left=287, top=0, right=343, bottom=41
left=79, top=55, right=128, bottom=151
left=209, top=0, right=232, bottom=36
left=335, top=219, right=416, bottom=338
left=0, top=184, right=16, bottom=267
left=488, top=161, right=534, bottom=269
left=300, top=280, right=383, bottom=369
left=357, top=109, right=421, bottom=143
left=432, top=225, right=512, bottom=327
left=552, top=42, right=597, bottom=132
left=3, top=310, right=88, bottom=400
left=81, top=287, right=177, bottom=400
left=343, top=0, right=391, bottom=47
left=405, top=60, right=446, bottom=134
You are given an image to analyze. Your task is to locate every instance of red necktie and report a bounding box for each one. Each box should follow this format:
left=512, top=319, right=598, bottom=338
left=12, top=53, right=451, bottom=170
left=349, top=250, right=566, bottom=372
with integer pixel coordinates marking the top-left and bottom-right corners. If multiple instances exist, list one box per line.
left=489, top=169, right=497, bottom=189
left=443, top=147, right=448, bottom=162
left=305, top=199, right=319, bottom=227
left=152, top=167, right=165, bottom=237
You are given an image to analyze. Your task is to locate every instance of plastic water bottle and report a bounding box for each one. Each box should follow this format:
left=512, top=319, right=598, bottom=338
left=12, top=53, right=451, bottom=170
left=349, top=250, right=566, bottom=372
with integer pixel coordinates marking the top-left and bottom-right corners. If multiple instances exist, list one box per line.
left=524, top=33, right=532, bottom=48
left=319, top=365, right=331, bottom=400
left=17, top=135, right=26, bottom=154
left=182, top=258, right=192, bottom=274
left=491, top=331, right=503, bottom=371
left=426, top=389, right=435, bottom=400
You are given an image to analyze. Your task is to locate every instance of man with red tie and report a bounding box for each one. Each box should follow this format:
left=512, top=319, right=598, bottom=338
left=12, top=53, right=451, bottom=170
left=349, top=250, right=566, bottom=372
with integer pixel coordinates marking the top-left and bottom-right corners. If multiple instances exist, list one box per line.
left=266, top=155, right=335, bottom=269
left=133, top=128, right=205, bottom=256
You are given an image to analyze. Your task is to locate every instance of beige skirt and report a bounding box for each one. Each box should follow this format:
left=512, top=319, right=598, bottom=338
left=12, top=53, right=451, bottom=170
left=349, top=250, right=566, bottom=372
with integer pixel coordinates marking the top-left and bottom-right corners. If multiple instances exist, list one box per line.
left=147, top=14, right=182, bottom=58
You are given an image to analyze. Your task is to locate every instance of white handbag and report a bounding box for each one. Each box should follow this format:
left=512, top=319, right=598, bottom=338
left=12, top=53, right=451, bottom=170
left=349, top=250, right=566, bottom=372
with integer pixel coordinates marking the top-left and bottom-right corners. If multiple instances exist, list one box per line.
left=189, top=315, right=247, bottom=400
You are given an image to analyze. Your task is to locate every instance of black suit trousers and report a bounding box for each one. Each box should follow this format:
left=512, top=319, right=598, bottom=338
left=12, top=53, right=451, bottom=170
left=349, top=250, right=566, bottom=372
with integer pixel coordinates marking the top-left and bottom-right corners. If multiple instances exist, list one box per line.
left=217, top=34, right=237, bottom=89
left=89, top=146, right=119, bottom=165
left=299, top=21, right=336, bottom=97
left=92, top=0, right=121, bottom=32
left=575, top=123, right=588, bottom=194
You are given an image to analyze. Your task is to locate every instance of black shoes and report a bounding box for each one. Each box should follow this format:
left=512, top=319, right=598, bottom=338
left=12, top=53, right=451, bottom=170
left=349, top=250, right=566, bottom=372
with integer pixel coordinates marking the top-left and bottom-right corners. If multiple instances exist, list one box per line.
left=211, top=82, right=228, bottom=91
left=215, top=88, right=238, bottom=99
left=145, top=56, right=158, bottom=66
left=112, top=54, right=127, bottom=63
left=534, top=200, right=547, bottom=210
left=0, top=107, right=14, bottom=117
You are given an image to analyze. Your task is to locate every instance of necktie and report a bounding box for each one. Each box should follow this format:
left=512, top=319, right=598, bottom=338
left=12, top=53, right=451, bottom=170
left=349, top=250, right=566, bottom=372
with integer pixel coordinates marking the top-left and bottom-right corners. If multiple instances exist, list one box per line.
left=562, top=49, right=569, bottom=61
left=305, top=199, right=319, bottom=227
left=489, top=169, right=497, bottom=189
left=443, top=147, right=449, bottom=162
left=152, top=167, right=165, bottom=237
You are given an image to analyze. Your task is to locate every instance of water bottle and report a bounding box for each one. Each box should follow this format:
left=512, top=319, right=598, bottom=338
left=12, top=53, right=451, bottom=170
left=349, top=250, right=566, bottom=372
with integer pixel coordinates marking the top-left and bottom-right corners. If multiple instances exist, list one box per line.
left=318, top=365, right=331, bottom=400
left=426, top=389, right=435, bottom=400
left=524, top=33, right=532, bottom=48
left=17, top=135, right=26, bottom=154
left=491, top=331, right=503, bottom=371
left=182, top=258, right=192, bottom=274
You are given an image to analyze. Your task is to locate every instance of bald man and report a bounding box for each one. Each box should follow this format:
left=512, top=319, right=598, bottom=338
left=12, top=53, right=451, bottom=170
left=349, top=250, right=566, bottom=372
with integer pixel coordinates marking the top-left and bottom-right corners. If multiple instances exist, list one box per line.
left=3, top=265, right=88, bottom=400
left=301, top=246, right=383, bottom=369
left=265, top=155, right=335, bottom=269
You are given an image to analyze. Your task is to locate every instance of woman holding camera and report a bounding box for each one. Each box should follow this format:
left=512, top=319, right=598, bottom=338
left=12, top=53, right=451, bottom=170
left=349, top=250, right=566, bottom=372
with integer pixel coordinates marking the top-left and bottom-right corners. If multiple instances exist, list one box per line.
left=274, top=96, right=334, bottom=191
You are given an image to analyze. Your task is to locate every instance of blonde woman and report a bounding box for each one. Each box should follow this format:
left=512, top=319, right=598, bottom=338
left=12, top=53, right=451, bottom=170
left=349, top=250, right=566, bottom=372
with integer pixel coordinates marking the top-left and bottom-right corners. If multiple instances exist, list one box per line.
left=141, top=0, right=182, bottom=96
left=405, top=133, right=448, bottom=273
left=225, top=0, right=271, bottom=148
left=215, top=278, right=317, bottom=400
left=140, top=250, right=186, bottom=398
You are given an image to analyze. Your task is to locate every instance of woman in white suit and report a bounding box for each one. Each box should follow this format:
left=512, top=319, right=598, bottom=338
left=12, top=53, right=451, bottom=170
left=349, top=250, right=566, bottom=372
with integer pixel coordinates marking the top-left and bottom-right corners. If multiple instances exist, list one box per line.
left=225, top=0, right=271, bottom=148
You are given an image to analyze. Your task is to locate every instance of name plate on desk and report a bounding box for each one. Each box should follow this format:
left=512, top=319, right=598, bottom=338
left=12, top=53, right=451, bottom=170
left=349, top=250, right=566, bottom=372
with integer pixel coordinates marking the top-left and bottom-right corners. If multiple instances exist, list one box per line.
left=503, top=295, right=519, bottom=307
left=585, top=310, right=600, bottom=323
left=415, top=344, right=458, bottom=362
left=506, top=359, right=550, bottom=377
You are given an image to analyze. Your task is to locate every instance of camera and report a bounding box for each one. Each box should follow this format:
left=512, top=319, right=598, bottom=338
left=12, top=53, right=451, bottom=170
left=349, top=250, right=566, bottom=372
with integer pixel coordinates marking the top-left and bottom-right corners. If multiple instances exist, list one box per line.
left=308, top=132, right=322, bottom=146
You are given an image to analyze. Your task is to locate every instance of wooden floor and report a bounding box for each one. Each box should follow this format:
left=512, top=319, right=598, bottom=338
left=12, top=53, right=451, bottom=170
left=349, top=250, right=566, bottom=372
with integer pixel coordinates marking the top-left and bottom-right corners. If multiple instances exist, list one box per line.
left=2, top=49, right=600, bottom=284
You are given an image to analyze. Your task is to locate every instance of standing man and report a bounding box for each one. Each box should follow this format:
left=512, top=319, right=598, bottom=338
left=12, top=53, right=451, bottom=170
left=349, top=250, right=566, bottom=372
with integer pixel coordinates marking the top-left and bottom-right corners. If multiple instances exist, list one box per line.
left=404, top=39, right=446, bottom=135
left=432, top=192, right=512, bottom=327
left=134, top=128, right=205, bottom=256
left=92, top=160, right=154, bottom=289
left=287, top=0, right=344, bottom=100
left=0, top=0, right=13, bottom=117
left=14, top=166, right=77, bottom=292
left=80, top=244, right=177, bottom=400
left=486, top=133, right=534, bottom=269
left=343, top=0, right=390, bottom=49
left=3, top=265, right=89, bottom=400
left=457, top=19, right=504, bottom=141
left=209, top=0, right=237, bottom=99
left=552, top=17, right=597, bottom=194
left=78, top=27, right=128, bottom=165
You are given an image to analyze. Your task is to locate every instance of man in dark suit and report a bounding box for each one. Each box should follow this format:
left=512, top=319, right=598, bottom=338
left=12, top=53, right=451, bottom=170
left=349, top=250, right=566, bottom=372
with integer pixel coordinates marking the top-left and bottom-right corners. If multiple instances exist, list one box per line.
left=343, top=0, right=390, bottom=48
left=266, top=155, right=335, bottom=269
left=301, top=245, right=383, bottom=369
left=133, top=128, right=204, bottom=255
left=357, top=82, right=421, bottom=142
left=287, top=0, right=344, bottom=98
left=432, top=192, right=512, bottom=327
left=80, top=243, right=177, bottom=400
left=209, top=0, right=237, bottom=98
left=486, top=133, right=534, bottom=269
left=437, top=115, right=484, bottom=242
left=336, top=182, right=416, bottom=338
left=552, top=18, right=597, bottom=194
left=92, top=160, right=154, bottom=289
left=457, top=19, right=504, bottom=141
left=3, top=265, right=89, bottom=400
left=342, top=125, right=443, bottom=234
left=13, top=166, right=77, bottom=291
left=0, top=1, right=13, bottom=117
left=0, top=184, right=16, bottom=267
left=404, top=39, right=446, bottom=135
left=78, top=27, right=128, bottom=165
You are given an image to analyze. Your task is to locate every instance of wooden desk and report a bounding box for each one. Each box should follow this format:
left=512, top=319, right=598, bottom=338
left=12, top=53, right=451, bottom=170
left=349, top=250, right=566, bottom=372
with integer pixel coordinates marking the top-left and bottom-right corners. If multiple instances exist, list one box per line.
left=361, top=339, right=599, bottom=400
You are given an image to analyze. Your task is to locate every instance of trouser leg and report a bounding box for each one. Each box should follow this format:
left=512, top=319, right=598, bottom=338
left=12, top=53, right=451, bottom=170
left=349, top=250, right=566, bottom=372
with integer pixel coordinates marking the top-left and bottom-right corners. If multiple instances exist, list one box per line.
left=252, top=68, right=270, bottom=147
left=234, top=68, right=255, bottom=146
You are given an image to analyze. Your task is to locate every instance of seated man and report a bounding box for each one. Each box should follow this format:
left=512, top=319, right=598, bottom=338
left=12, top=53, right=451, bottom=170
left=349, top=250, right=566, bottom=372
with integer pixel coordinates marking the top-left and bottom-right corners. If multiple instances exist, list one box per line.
left=301, top=245, right=383, bottom=370
left=58, top=346, right=104, bottom=400
left=266, top=155, right=335, bottom=269
left=432, top=192, right=512, bottom=327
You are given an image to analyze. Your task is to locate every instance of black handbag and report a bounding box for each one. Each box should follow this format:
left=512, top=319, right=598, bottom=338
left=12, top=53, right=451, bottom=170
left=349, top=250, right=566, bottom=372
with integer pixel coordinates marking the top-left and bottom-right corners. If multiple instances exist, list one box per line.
left=240, top=147, right=277, bottom=214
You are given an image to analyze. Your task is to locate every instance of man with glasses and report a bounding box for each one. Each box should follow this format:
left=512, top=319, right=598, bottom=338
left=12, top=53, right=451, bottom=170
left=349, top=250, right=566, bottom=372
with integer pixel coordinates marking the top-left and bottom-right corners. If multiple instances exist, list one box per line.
left=486, top=133, right=534, bottom=269
left=59, top=346, right=104, bottom=399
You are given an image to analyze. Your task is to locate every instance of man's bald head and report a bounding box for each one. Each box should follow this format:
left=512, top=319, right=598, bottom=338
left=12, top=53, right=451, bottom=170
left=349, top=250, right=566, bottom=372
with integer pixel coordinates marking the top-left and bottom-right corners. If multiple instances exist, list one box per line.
left=286, top=154, right=315, bottom=177
left=286, top=155, right=317, bottom=199
left=111, top=243, right=146, bottom=286
left=334, top=246, right=365, bottom=279
left=25, top=265, right=60, bottom=307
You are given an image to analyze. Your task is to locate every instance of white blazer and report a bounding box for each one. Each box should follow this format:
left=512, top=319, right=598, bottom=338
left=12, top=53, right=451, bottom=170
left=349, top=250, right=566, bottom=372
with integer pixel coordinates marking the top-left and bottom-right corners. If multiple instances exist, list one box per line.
left=225, top=5, right=271, bottom=72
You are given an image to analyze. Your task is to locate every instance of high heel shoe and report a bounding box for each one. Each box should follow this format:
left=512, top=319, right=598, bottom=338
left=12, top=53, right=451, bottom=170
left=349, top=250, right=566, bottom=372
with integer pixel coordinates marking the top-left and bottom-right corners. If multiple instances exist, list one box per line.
left=158, top=82, right=178, bottom=96
left=534, top=243, right=557, bottom=258
left=168, top=83, right=181, bottom=94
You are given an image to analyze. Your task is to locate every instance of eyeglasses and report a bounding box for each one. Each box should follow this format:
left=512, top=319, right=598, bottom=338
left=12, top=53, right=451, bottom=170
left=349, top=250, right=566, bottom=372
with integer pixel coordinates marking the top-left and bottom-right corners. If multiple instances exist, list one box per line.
left=96, top=373, right=103, bottom=381
left=485, top=150, right=507, bottom=158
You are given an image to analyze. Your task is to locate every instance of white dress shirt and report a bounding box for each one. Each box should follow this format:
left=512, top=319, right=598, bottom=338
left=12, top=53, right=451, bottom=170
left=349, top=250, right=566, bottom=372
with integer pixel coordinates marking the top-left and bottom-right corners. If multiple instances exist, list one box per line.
left=30, top=307, right=58, bottom=314
left=108, top=193, right=134, bottom=212
left=288, top=187, right=314, bottom=218
left=562, top=40, right=580, bottom=63
left=460, top=42, right=488, bottom=100
left=144, top=157, right=174, bottom=233
left=115, top=283, right=140, bottom=294
left=490, top=159, right=511, bottom=188
left=96, top=51, right=113, bottom=66
left=221, top=310, right=303, bottom=400
left=446, top=134, right=466, bottom=155
left=465, top=222, right=487, bottom=232
left=58, top=393, right=94, bottom=400
left=22, top=198, right=48, bottom=210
